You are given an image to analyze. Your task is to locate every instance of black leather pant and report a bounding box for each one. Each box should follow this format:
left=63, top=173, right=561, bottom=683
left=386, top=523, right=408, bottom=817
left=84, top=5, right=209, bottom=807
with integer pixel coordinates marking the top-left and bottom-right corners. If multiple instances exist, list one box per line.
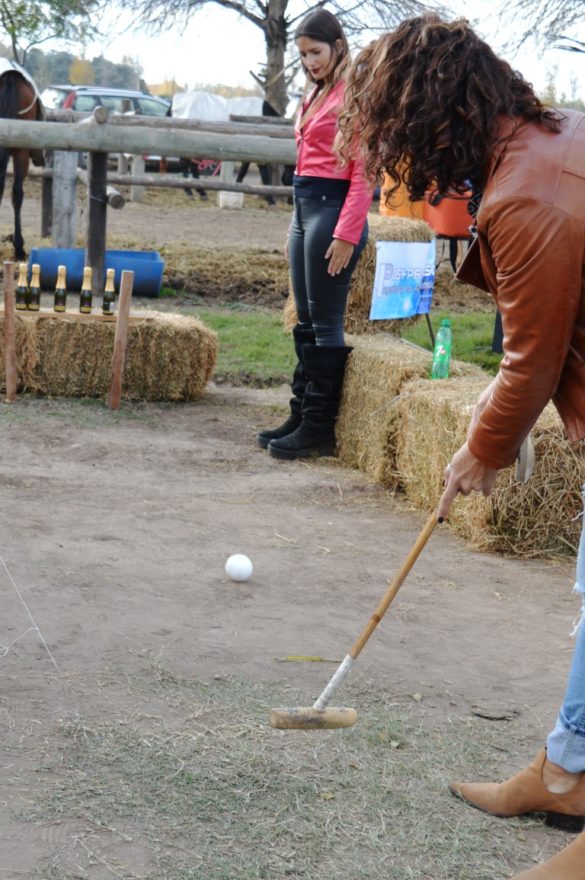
left=289, top=182, right=367, bottom=346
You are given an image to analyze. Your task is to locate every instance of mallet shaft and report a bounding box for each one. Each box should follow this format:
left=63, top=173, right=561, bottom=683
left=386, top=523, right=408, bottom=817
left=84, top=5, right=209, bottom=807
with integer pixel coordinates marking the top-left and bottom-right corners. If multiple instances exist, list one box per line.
left=350, top=512, right=437, bottom=659
left=313, top=654, right=354, bottom=710
left=312, top=512, right=437, bottom=712
left=270, top=512, right=438, bottom=730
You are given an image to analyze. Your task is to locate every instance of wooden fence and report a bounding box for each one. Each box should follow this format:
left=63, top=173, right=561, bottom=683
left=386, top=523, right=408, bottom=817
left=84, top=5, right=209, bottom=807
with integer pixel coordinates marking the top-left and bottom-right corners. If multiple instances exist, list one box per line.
left=1, top=108, right=297, bottom=294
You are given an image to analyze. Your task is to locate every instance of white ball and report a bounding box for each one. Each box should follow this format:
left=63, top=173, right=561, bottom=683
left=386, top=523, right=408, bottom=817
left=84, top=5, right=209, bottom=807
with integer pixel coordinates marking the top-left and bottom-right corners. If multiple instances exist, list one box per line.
left=225, top=553, right=253, bottom=582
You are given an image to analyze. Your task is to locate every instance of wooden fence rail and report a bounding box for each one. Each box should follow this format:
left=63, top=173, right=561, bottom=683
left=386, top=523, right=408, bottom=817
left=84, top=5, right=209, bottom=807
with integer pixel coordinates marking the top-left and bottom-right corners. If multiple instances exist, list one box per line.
left=45, top=109, right=295, bottom=140
left=0, top=117, right=297, bottom=164
left=3, top=111, right=297, bottom=295
left=30, top=167, right=292, bottom=199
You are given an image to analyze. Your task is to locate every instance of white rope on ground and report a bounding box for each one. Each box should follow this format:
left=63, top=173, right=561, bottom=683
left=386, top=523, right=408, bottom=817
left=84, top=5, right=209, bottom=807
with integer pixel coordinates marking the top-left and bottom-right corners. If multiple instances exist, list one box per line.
left=0, top=554, right=60, bottom=672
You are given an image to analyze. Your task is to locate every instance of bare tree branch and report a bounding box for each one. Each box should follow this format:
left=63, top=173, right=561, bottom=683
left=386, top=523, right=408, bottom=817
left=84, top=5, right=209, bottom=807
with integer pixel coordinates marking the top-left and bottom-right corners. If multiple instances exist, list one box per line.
left=497, top=0, right=585, bottom=50
left=125, top=0, right=447, bottom=113
left=0, top=0, right=103, bottom=64
left=125, top=0, right=266, bottom=30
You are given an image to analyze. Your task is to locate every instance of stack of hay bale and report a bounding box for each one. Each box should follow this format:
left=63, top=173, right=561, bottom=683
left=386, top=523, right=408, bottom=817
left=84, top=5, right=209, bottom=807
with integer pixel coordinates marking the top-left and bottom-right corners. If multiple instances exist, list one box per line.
left=284, top=211, right=585, bottom=559
left=337, top=335, right=482, bottom=486
left=0, top=310, right=218, bottom=401
left=392, top=376, right=585, bottom=558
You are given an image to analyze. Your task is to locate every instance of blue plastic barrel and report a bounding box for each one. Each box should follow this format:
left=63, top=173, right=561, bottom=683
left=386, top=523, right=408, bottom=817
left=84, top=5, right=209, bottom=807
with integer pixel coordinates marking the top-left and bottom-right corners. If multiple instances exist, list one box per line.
left=27, top=248, right=165, bottom=297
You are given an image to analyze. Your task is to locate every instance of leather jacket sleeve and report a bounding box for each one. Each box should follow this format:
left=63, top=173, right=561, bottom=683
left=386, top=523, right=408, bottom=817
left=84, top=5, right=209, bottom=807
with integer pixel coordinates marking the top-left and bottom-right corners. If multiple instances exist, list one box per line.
left=333, top=155, right=372, bottom=245
left=468, top=197, right=584, bottom=469
left=295, top=81, right=371, bottom=246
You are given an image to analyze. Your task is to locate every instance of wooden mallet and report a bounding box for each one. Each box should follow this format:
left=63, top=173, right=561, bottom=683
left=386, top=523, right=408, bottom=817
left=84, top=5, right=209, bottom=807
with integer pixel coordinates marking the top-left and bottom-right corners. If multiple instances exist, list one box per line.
left=269, top=512, right=438, bottom=730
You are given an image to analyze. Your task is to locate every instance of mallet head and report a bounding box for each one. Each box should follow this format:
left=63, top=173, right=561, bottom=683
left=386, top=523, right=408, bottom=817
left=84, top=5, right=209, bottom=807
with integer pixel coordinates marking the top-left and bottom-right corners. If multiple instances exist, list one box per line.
left=269, top=707, right=358, bottom=730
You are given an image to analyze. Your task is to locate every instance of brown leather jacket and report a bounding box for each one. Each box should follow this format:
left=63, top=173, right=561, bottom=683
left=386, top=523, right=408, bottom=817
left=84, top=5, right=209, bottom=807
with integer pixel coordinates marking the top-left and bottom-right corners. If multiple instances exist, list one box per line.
left=457, top=110, right=585, bottom=469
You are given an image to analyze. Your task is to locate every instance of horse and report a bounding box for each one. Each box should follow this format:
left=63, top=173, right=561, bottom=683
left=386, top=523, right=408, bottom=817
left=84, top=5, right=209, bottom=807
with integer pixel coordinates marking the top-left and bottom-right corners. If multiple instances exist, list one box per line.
left=0, top=64, right=44, bottom=261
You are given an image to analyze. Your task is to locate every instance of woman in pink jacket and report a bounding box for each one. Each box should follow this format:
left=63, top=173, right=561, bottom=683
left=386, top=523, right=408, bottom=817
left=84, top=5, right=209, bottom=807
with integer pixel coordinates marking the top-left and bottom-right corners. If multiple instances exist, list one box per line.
left=257, top=9, right=371, bottom=460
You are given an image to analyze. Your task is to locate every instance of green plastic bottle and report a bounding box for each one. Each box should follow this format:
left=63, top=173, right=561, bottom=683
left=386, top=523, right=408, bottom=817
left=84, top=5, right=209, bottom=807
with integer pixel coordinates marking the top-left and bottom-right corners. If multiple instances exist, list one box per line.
left=431, top=319, right=452, bottom=379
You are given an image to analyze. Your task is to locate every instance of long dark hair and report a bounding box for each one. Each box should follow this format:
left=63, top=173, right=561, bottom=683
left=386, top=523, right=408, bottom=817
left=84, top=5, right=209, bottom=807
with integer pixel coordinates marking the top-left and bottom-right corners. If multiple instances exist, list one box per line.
left=337, top=15, right=562, bottom=199
left=294, top=9, right=350, bottom=126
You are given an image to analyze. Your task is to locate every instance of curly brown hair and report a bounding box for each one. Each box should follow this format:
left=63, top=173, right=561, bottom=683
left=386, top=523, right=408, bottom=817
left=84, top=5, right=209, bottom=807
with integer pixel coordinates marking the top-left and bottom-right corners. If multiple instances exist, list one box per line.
left=336, top=15, right=562, bottom=201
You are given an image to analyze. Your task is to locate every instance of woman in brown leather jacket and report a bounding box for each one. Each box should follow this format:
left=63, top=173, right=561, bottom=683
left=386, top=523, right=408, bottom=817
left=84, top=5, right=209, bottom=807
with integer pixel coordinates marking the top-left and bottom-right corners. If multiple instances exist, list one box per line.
left=338, top=15, right=585, bottom=879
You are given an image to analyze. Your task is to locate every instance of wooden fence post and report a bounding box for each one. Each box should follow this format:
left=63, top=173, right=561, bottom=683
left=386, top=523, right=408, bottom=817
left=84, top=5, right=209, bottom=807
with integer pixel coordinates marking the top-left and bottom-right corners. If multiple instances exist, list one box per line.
left=52, top=150, right=78, bottom=248
left=130, top=155, right=145, bottom=202
left=107, top=270, right=134, bottom=410
left=86, top=151, right=108, bottom=296
left=3, top=262, right=17, bottom=403
left=41, top=150, right=53, bottom=238
left=218, top=160, right=237, bottom=208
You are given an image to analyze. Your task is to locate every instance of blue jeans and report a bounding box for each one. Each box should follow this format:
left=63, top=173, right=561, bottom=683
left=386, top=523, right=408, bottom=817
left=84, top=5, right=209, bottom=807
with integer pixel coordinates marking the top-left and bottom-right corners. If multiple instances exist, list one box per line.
left=547, top=485, right=585, bottom=772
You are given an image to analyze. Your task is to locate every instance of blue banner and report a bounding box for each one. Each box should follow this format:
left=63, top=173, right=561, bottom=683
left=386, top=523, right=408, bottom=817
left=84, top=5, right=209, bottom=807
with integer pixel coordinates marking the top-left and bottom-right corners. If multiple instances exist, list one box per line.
left=369, top=240, right=436, bottom=320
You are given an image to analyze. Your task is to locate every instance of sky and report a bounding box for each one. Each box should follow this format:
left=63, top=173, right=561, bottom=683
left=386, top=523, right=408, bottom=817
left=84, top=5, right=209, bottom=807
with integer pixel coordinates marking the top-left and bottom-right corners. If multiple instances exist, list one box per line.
left=79, top=3, right=584, bottom=100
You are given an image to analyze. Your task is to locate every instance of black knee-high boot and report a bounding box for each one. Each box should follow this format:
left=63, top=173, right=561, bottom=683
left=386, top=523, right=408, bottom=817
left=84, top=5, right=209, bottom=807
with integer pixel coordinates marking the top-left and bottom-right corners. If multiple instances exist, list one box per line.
left=256, top=325, right=316, bottom=448
left=268, top=344, right=351, bottom=460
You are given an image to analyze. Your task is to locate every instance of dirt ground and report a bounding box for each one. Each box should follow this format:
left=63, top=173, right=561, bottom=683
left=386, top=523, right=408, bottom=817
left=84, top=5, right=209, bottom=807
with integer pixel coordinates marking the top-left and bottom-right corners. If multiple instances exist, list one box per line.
left=0, top=183, right=581, bottom=879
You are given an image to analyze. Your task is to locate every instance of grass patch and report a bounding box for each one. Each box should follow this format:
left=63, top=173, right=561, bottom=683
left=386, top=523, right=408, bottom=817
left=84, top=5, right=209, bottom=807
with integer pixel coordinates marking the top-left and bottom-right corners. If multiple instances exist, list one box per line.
left=0, top=395, right=165, bottom=428
left=158, top=285, right=181, bottom=298
left=401, top=312, right=503, bottom=375
left=177, top=303, right=295, bottom=386
left=18, top=661, right=545, bottom=880
left=146, top=297, right=501, bottom=385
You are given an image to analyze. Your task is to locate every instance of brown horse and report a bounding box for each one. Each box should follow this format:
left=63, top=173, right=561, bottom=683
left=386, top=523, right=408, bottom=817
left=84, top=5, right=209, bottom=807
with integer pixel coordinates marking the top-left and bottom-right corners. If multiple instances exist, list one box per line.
left=0, top=68, right=44, bottom=261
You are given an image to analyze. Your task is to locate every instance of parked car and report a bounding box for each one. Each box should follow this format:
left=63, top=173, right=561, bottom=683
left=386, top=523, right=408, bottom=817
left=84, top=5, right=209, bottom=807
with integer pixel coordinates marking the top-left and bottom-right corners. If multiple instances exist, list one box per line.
left=40, top=85, right=174, bottom=169
left=40, top=85, right=171, bottom=117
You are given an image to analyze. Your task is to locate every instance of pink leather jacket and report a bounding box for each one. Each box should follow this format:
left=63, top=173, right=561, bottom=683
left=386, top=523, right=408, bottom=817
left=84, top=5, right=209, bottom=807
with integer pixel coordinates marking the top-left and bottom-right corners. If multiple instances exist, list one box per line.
left=457, top=110, right=585, bottom=469
left=295, top=79, right=372, bottom=245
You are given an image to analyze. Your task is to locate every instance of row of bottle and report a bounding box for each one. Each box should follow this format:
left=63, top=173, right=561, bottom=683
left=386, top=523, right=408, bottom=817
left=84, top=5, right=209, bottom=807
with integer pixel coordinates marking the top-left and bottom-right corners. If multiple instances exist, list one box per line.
left=16, top=263, right=117, bottom=316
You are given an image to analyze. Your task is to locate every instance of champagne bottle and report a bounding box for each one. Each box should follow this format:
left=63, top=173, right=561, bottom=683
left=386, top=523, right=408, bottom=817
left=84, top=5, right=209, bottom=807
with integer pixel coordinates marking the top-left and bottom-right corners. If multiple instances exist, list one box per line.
left=28, top=263, right=41, bottom=311
left=102, top=268, right=115, bottom=316
left=16, top=262, right=28, bottom=311
left=79, top=266, right=93, bottom=314
left=53, top=265, right=67, bottom=313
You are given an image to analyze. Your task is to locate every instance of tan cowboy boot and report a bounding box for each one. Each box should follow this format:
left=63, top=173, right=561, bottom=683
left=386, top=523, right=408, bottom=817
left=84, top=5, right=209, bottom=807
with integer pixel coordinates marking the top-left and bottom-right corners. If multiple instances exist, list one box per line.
left=449, top=749, right=585, bottom=831
left=511, top=828, right=585, bottom=878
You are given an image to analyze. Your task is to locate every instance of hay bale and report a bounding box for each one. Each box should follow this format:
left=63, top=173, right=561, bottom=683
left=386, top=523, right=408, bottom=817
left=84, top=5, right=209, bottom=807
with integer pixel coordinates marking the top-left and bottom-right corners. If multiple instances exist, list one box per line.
left=337, top=335, right=483, bottom=486
left=284, top=214, right=435, bottom=335
left=161, top=244, right=289, bottom=305
left=0, top=310, right=218, bottom=401
left=395, top=377, right=585, bottom=558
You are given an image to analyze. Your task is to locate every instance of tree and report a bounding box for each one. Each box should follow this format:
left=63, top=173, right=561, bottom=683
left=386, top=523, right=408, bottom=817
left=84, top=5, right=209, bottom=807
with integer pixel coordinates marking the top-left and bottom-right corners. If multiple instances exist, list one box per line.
left=125, top=0, right=435, bottom=115
left=540, top=64, right=585, bottom=112
left=69, top=56, right=94, bottom=83
left=0, top=0, right=101, bottom=65
left=92, top=54, right=144, bottom=89
left=496, top=0, right=585, bottom=48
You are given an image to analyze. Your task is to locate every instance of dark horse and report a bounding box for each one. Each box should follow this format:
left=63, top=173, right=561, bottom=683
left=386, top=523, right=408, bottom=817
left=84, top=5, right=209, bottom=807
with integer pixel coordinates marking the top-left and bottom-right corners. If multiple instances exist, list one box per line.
left=0, top=67, right=44, bottom=260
